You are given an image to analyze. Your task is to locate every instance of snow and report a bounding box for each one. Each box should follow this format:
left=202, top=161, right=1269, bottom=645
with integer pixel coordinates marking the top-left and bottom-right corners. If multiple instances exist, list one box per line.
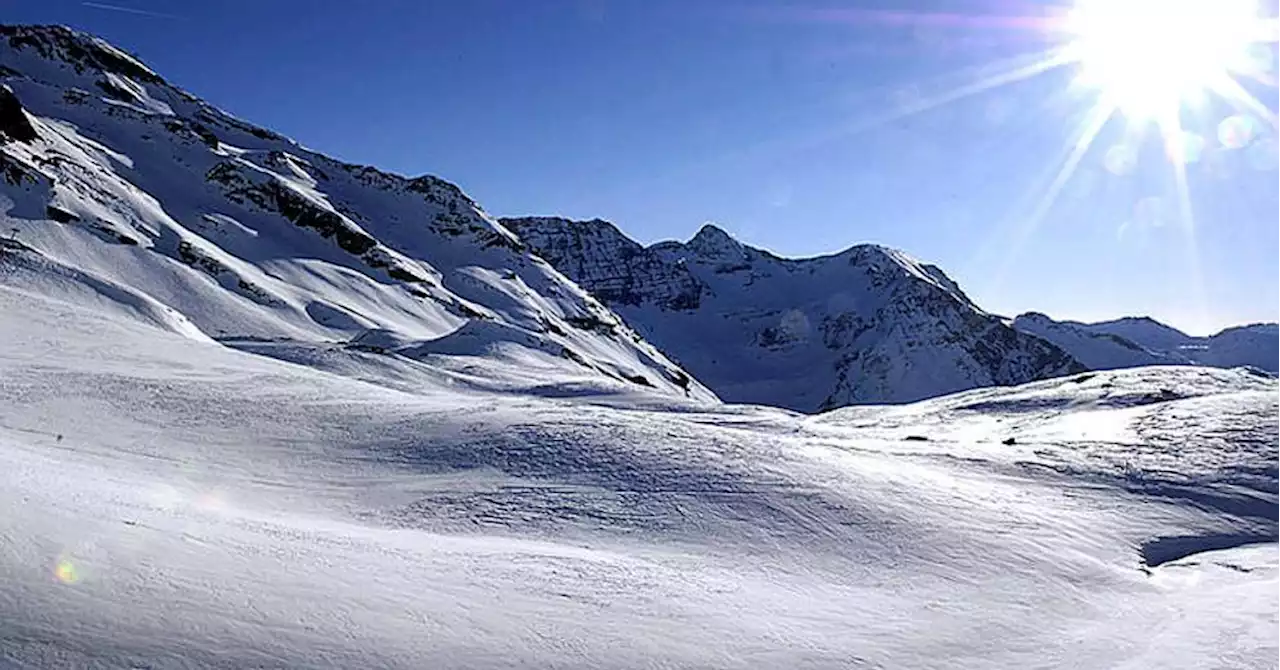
left=1086, top=316, right=1201, bottom=352
left=1012, top=311, right=1184, bottom=370
left=1, top=26, right=1276, bottom=668
left=1015, top=313, right=1279, bottom=375
left=0, top=25, right=711, bottom=405
left=505, top=217, right=1083, bottom=412
left=1, top=285, right=1275, bottom=668
left=1195, top=323, right=1280, bottom=372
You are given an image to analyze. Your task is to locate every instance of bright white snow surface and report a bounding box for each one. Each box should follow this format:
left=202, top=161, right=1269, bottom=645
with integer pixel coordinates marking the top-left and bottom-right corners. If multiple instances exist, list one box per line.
left=2, top=285, right=1276, bottom=669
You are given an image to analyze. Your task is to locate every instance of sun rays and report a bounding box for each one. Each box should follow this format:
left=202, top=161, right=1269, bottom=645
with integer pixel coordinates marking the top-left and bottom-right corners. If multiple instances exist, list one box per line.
left=1065, top=0, right=1268, bottom=118
left=831, top=0, right=1277, bottom=318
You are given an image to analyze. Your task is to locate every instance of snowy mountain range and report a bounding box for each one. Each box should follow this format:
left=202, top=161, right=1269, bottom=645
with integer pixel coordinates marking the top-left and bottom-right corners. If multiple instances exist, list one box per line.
left=2, top=26, right=1276, bottom=667
left=3, top=24, right=1271, bottom=417
left=1013, top=312, right=1279, bottom=374
left=0, top=25, right=711, bottom=403
left=502, top=216, right=1089, bottom=411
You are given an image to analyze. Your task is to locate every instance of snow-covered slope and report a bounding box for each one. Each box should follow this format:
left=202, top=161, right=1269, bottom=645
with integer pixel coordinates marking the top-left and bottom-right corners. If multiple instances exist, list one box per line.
left=2, top=284, right=1275, bottom=668
left=0, top=25, right=711, bottom=402
left=1085, top=315, right=1201, bottom=352
left=502, top=216, right=1085, bottom=412
left=1011, top=311, right=1187, bottom=370
left=1193, top=323, right=1280, bottom=372
left=1014, top=313, right=1279, bottom=374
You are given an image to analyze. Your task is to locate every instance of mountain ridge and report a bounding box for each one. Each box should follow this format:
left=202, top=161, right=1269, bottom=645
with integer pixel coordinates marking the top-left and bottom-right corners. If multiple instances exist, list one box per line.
left=502, top=215, right=1087, bottom=411
left=0, top=23, right=714, bottom=403
left=1012, top=311, right=1278, bottom=375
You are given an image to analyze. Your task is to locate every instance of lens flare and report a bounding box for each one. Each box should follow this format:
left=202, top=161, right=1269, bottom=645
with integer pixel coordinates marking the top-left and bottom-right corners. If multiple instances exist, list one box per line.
left=1104, top=144, right=1138, bottom=175
left=53, top=557, right=79, bottom=584
left=728, top=0, right=1273, bottom=319
left=1218, top=114, right=1260, bottom=149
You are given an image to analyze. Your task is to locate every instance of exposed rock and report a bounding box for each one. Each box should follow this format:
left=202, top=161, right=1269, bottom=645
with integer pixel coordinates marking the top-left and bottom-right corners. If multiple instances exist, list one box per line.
left=1, top=24, right=164, bottom=85
left=0, top=84, right=36, bottom=142
left=501, top=217, right=704, bottom=311
left=508, top=217, right=1086, bottom=412
left=44, top=204, right=77, bottom=222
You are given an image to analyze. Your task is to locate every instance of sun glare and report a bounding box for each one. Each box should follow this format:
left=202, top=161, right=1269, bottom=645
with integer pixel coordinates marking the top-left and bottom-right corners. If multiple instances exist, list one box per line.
left=776, top=0, right=1276, bottom=326
left=1066, top=0, right=1267, bottom=120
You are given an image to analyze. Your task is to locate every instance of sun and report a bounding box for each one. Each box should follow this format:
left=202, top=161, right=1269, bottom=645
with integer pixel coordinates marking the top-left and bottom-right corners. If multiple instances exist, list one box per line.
left=1065, top=0, right=1266, bottom=121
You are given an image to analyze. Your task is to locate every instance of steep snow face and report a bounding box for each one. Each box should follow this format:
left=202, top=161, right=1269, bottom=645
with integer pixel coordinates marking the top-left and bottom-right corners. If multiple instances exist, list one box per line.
left=0, top=25, right=711, bottom=402
left=1011, top=312, right=1188, bottom=370
left=2, top=286, right=1275, bottom=668
left=502, top=217, right=1085, bottom=412
left=1014, top=313, right=1279, bottom=375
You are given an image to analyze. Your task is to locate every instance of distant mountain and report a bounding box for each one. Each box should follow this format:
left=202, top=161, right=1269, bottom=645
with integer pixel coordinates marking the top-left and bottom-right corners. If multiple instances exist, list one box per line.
left=0, top=25, right=712, bottom=402
left=501, top=217, right=1085, bottom=411
left=1012, top=313, right=1278, bottom=375
left=1011, top=313, right=1188, bottom=370
left=1084, top=316, right=1199, bottom=352
left=1190, top=323, right=1279, bottom=372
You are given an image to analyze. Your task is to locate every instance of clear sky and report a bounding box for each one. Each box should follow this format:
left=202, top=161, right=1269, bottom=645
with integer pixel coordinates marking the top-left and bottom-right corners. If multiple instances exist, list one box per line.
left=7, top=0, right=1278, bottom=334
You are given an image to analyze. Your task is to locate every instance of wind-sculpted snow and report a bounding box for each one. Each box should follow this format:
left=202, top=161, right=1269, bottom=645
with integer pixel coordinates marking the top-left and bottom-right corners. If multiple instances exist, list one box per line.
left=1, top=286, right=1275, bottom=669
left=0, top=24, right=711, bottom=404
left=815, top=366, right=1278, bottom=564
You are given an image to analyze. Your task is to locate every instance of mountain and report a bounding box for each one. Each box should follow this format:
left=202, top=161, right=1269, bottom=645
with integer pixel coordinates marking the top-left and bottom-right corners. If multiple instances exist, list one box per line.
left=1196, top=323, right=1280, bottom=371
left=1083, top=316, right=1199, bottom=351
left=1012, top=313, right=1279, bottom=375
left=501, top=216, right=1086, bottom=411
left=1010, top=312, right=1189, bottom=370
left=0, top=25, right=712, bottom=403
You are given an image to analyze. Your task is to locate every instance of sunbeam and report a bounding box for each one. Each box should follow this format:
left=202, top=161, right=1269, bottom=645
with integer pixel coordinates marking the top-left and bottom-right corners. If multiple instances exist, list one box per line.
left=559, top=46, right=1079, bottom=208
left=890, top=48, right=1075, bottom=119
left=1210, top=73, right=1280, bottom=128
left=973, top=0, right=1277, bottom=289
left=1169, top=148, right=1211, bottom=329
left=985, top=101, right=1117, bottom=289
left=1027, top=103, right=1116, bottom=234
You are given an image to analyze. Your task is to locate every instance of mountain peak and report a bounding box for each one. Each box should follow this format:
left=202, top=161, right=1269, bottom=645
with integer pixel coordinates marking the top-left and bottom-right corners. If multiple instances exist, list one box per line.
left=1089, top=315, right=1184, bottom=332
left=686, top=222, right=744, bottom=258
left=690, top=221, right=732, bottom=242
left=1, top=24, right=164, bottom=85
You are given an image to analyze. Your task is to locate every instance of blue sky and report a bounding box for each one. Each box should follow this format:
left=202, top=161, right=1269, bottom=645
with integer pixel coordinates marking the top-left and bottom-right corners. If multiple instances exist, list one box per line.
left=7, top=0, right=1278, bottom=334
